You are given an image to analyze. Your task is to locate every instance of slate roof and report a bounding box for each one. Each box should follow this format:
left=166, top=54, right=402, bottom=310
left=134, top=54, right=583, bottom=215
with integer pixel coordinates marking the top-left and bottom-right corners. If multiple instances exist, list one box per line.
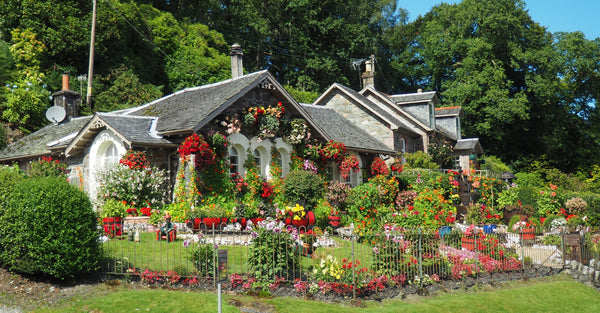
left=97, top=113, right=173, bottom=146
left=435, top=106, right=462, bottom=117
left=127, top=71, right=269, bottom=135
left=390, top=91, right=437, bottom=104
left=301, top=104, right=394, bottom=154
left=0, top=116, right=92, bottom=161
left=454, top=138, right=483, bottom=153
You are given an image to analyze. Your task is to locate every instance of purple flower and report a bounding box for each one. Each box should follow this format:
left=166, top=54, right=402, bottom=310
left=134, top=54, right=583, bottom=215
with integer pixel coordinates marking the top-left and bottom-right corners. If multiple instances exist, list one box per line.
left=251, top=231, right=258, bottom=239
left=183, top=239, right=191, bottom=248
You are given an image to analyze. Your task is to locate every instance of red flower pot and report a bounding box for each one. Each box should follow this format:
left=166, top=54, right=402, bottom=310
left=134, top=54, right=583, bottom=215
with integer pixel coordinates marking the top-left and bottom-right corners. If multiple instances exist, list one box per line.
left=329, top=215, right=341, bottom=228
left=249, top=218, right=265, bottom=226
left=103, top=217, right=123, bottom=237
left=202, top=217, right=222, bottom=229
left=186, top=218, right=202, bottom=231
left=520, top=228, right=536, bottom=240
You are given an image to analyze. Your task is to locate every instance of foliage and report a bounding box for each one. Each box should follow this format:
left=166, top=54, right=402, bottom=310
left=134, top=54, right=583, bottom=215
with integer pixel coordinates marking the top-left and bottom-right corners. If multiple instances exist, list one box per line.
left=247, top=218, right=300, bottom=281
left=282, top=170, right=324, bottom=210
left=184, top=233, right=215, bottom=277
left=1, top=29, right=51, bottom=131
left=96, top=164, right=169, bottom=211
left=0, top=176, right=100, bottom=279
left=480, top=155, right=512, bottom=173
left=394, top=188, right=456, bottom=230
left=466, top=203, right=502, bottom=225
left=28, top=156, right=68, bottom=178
left=100, top=198, right=128, bottom=218
left=427, top=136, right=454, bottom=169
left=94, top=65, right=163, bottom=112
left=403, top=151, right=439, bottom=169
left=497, top=183, right=520, bottom=208
left=0, top=165, right=24, bottom=205
left=312, top=199, right=334, bottom=229
left=536, top=184, right=564, bottom=216
left=514, top=172, right=544, bottom=188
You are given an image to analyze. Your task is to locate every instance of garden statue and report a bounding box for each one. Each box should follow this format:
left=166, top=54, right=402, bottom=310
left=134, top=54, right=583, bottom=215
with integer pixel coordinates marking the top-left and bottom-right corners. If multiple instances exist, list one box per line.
left=156, top=211, right=176, bottom=242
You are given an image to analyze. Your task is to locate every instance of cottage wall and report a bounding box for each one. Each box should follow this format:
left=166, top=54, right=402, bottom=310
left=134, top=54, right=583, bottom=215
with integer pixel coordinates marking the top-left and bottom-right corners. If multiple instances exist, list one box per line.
left=323, top=93, right=395, bottom=150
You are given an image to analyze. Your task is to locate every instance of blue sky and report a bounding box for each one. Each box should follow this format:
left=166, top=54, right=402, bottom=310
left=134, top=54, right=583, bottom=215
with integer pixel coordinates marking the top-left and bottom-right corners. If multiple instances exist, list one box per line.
left=398, top=0, right=599, bottom=40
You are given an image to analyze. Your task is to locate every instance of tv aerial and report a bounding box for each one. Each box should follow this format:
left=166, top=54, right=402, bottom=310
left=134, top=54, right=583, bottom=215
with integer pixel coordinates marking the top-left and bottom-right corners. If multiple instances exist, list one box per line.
left=45, top=106, right=66, bottom=124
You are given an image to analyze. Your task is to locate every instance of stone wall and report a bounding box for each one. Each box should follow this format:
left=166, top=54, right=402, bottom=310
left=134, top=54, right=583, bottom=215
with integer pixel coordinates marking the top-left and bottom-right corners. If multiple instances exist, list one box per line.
left=565, top=259, right=600, bottom=289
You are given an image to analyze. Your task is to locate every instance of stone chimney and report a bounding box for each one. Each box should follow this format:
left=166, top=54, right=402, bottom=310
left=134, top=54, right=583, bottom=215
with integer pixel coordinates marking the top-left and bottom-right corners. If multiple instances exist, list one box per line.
left=52, top=73, right=81, bottom=120
left=361, top=55, right=375, bottom=89
left=230, top=43, right=244, bottom=79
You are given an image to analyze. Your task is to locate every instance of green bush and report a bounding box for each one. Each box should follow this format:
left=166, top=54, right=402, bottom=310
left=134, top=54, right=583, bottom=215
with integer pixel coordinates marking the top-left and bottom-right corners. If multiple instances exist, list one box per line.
left=283, top=170, right=324, bottom=210
left=403, top=151, right=439, bottom=169
left=0, top=165, right=24, bottom=205
left=514, top=172, right=544, bottom=188
left=0, top=176, right=101, bottom=280
left=480, top=155, right=511, bottom=173
left=517, top=187, right=538, bottom=210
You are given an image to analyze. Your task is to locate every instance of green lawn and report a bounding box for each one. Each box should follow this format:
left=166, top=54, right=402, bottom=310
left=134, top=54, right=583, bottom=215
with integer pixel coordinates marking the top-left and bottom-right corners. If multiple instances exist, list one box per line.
left=33, top=274, right=600, bottom=313
left=102, top=232, right=377, bottom=277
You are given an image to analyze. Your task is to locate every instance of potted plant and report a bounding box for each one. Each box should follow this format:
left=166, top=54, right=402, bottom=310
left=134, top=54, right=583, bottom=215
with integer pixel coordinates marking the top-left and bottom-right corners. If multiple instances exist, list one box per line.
left=197, top=203, right=231, bottom=230
left=466, top=203, right=502, bottom=234
left=461, top=224, right=483, bottom=251
left=100, top=199, right=128, bottom=237
left=328, top=209, right=341, bottom=228
left=508, top=205, right=539, bottom=240
left=300, top=229, right=320, bottom=257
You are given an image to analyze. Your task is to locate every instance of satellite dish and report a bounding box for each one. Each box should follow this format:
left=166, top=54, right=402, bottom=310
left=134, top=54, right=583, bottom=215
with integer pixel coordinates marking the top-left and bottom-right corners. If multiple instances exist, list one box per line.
left=46, top=106, right=66, bottom=124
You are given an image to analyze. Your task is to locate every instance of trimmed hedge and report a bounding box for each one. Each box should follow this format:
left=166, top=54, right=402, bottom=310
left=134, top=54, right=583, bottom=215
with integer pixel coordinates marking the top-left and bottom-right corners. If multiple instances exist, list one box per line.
left=0, top=176, right=101, bottom=280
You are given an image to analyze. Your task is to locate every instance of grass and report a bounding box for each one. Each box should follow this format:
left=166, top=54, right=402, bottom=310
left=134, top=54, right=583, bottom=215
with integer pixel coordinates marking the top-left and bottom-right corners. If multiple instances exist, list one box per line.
left=33, top=274, right=600, bottom=313
left=102, top=232, right=378, bottom=277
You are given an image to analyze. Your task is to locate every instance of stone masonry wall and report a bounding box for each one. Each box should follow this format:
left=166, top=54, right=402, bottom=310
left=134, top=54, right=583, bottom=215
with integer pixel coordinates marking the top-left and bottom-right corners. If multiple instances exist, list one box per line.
left=565, top=259, right=600, bottom=289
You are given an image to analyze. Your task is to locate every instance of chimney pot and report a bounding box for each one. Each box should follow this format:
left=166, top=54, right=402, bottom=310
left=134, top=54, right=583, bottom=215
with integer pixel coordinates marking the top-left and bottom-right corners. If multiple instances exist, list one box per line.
left=230, top=43, right=244, bottom=79
left=62, top=73, right=70, bottom=90
left=361, top=55, right=375, bottom=89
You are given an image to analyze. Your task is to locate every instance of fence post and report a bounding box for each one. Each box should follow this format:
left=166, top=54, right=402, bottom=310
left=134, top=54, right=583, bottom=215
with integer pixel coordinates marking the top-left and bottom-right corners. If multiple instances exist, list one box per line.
left=418, top=227, right=423, bottom=284
left=520, top=228, right=525, bottom=278
left=212, top=228, right=216, bottom=288
left=352, top=233, right=356, bottom=300
left=561, top=228, right=566, bottom=269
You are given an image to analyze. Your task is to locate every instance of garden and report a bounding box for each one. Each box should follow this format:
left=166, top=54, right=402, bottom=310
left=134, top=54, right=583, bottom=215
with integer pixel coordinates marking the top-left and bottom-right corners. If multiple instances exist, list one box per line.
left=2, top=121, right=600, bottom=300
